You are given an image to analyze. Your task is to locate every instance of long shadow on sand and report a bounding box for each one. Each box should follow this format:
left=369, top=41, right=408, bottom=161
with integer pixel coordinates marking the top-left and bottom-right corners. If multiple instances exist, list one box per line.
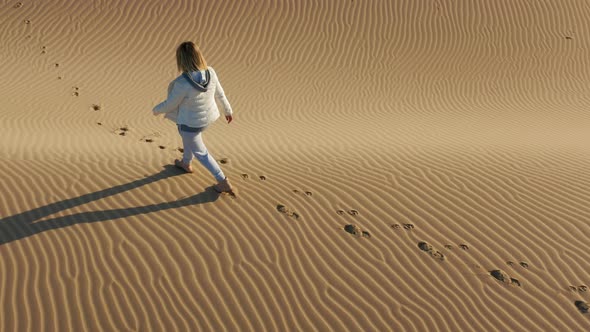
left=0, top=165, right=220, bottom=245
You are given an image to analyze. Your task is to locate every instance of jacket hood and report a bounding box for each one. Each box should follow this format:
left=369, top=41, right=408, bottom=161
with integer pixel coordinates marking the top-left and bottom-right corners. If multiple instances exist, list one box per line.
left=182, top=69, right=210, bottom=92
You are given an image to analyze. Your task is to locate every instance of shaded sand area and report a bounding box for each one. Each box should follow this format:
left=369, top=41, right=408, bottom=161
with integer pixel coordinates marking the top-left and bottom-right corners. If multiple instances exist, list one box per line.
left=2, top=0, right=590, bottom=330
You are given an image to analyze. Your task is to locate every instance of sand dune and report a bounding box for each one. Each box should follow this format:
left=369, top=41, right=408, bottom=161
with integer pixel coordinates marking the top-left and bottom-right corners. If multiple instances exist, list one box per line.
left=2, top=0, right=590, bottom=330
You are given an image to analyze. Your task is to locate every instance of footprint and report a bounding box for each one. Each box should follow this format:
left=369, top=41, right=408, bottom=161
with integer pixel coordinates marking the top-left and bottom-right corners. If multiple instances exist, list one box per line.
left=23, top=19, right=31, bottom=24
left=14, top=2, right=23, bottom=8
left=177, top=148, right=184, bottom=153
left=91, top=104, right=101, bottom=111
left=459, top=244, right=469, bottom=250
left=114, top=127, right=129, bottom=136
left=344, top=224, right=370, bottom=238
left=158, top=145, right=165, bottom=150
left=276, top=204, right=299, bottom=219
left=72, top=86, right=79, bottom=97
left=348, top=209, right=359, bottom=216
left=574, top=301, right=589, bottom=314
left=519, top=262, right=529, bottom=269
left=391, top=224, right=414, bottom=231
left=578, top=285, right=588, bottom=292
left=489, top=269, right=521, bottom=287
left=97, top=122, right=102, bottom=126
left=336, top=210, right=346, bottom=216
left=259, top=175, right=267, bottom=181
left=304, top=191, right=312, bottom=196
left=510, top=278, right=522, bottom=287
left=241, top=173, right=249, bottom=180
left=418, top=242, right=433, bottom=251
left=417, top=241, right=445, bottom=261
left=565, top=36, right=573, bottom=40
left=218, top=158, right=229, bottom=164
left=444, top=244, right=453, bottom=249
left=139, top=133, right=160, bottom=143
left=507, top=261, right=515, bottom=266
left=569, top=286, right=578, bottom=292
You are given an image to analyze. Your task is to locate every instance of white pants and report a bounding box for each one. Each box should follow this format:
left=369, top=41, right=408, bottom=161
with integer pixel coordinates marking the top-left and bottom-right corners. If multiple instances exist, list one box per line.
left=178, top=125, right=225, bottom=182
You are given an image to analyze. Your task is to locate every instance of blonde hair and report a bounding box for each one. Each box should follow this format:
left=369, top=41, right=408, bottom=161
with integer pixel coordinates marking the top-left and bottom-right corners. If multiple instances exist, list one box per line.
left=176, top=41, right=207, bottom=72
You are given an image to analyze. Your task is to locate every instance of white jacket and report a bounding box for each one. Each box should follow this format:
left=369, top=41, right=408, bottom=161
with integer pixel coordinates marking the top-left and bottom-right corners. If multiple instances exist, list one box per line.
left=153, top=67, right=233, bottom=128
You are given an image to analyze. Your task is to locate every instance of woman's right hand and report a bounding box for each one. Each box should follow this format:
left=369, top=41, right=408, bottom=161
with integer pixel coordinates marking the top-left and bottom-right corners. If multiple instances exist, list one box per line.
left=225, top=115, right=233, bottom=124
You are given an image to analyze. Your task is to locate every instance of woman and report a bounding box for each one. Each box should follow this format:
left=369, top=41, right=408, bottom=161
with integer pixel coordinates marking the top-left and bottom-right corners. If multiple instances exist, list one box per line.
left=153, top=41, right=234, bottom=194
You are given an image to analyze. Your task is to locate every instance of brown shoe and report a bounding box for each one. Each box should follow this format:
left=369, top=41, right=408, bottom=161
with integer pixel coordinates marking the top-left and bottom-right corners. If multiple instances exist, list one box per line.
left=174, top=159, right=194, bottom=173
left=214, top=177, right=235, bottom=194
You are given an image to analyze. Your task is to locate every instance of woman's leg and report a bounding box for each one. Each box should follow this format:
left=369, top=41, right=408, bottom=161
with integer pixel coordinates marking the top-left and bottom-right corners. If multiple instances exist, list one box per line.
left=180, top=129, right=225, bottom=182
left=179, top=128, right=194, bottom=165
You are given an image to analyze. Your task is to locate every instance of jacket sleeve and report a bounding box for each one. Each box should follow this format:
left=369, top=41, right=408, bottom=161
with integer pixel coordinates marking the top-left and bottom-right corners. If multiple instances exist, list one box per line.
left=213, top=71, right=233, bottom=116
left=153, top=79, right=186, bottom=114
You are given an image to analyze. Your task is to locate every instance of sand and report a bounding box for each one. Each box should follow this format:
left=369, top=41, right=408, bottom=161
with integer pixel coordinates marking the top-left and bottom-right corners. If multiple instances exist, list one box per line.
left=1, top=0, right=590, bottom=330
